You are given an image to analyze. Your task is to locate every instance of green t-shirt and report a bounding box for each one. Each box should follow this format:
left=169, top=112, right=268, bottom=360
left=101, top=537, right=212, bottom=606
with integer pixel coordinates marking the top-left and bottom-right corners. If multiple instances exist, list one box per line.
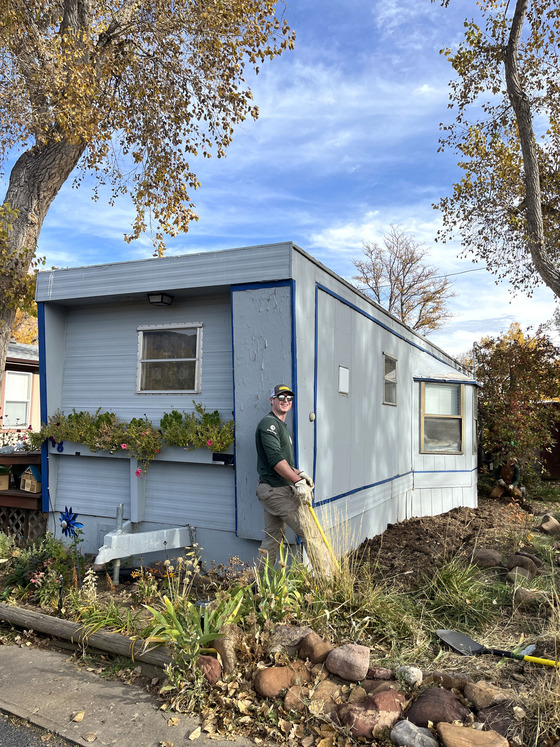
left=255, top=411, right=294, bottom=487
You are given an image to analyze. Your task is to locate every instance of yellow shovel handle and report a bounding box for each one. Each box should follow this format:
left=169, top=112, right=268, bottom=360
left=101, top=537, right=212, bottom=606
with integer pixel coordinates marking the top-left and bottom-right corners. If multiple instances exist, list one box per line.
left=524, top=655, right=559, bottom=667
left=305, top=499, right=340, bottom=571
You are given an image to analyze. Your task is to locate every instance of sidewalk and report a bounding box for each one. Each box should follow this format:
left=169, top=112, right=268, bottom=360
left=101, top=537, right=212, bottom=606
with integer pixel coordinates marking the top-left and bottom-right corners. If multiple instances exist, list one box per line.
left=0, top=644, right=253, bottom=747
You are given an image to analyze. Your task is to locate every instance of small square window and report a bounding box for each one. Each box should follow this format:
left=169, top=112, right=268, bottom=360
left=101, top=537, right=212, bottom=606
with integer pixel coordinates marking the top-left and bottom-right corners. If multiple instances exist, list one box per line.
left=383, top=354, right=397, bottom=405
left=137, top=324, right=202, bottom=393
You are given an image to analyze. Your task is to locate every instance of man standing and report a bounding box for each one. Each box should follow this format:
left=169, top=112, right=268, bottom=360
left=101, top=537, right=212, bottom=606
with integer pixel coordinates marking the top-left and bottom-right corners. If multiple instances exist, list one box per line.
left=255, top=384, right=314, bottom=567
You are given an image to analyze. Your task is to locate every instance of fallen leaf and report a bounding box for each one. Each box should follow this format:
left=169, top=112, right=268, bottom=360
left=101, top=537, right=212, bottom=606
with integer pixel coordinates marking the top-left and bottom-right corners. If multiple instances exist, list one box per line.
left=188, top=726, right=202, bottom=740
left=81, top=733, right=97, bottom=743
left=159, top=742, right=174, bottom=747
left=301, top=737, right=314, bottom=747
left=167, top=717, right=181, bottom=727
left=72, top=711, right=85, bottom=723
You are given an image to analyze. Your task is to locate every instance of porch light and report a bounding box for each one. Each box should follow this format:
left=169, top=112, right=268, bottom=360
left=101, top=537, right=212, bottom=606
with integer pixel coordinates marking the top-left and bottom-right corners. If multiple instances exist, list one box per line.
left=147, top=292, right=174, bottom=306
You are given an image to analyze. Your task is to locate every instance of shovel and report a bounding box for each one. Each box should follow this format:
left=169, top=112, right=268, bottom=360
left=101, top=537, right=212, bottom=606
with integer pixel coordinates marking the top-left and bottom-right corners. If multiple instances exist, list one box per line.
left=436, top=629, right=559, bottom=668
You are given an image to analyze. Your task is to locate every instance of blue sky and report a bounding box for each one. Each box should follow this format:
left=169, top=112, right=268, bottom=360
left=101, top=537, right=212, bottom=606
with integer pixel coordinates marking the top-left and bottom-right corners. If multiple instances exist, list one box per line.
left=27, top=0, right=558, bottom=357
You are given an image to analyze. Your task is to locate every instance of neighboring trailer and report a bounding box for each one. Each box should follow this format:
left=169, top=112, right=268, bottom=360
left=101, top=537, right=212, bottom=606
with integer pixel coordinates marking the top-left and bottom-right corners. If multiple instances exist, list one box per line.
left=35, top=242, right=477, bottom=566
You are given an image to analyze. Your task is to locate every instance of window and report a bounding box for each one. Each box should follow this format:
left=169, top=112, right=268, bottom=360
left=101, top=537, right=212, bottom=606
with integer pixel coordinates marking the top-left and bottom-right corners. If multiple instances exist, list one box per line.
left=137, top=323, right=202, bottom=393
left=383, top=354, right=397, bottom=405
left=2, top=371, right=32, bottom=428
left=421, top=382, right=463, bottom=453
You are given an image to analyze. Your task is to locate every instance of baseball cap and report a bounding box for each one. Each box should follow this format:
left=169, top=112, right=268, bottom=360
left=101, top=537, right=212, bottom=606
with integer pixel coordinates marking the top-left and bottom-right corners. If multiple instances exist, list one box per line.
left=270, top=384, right=295, bottom=398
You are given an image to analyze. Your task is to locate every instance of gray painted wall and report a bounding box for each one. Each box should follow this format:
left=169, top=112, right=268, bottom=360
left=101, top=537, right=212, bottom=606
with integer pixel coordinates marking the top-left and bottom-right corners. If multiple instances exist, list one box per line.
left=232, top=284, right=294, bottom=541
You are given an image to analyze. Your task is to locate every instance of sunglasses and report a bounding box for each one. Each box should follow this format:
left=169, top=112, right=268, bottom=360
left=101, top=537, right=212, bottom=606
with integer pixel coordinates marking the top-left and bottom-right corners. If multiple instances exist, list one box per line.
left=276, top=394, right=294, bottom=402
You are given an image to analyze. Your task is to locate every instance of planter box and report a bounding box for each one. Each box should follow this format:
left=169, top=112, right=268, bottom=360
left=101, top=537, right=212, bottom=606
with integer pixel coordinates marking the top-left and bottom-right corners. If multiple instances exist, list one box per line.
left=49, top=442, right=233, bottom=465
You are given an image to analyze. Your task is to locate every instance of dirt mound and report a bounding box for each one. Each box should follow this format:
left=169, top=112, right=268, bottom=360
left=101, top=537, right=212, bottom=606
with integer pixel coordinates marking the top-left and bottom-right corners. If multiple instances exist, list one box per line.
left=353, top=496, right=535, bottom=589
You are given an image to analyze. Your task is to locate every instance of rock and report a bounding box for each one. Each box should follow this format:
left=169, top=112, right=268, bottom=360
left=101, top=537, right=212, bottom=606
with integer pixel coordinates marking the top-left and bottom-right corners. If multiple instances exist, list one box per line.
left=505, top=565, right=534, bottom=583
left=298, top=631, right=333, bottom=664
left=540, top=514, right=560, bottom=535
left=284, top=685, right=308, bottom=712
left=406, top=687, right=470, bottom=727
left=514, top=550, right=543, bottom=567
left=363, top=679, right=400, bottom=694
left=338, top=689, right=405, bottom=737
left=311, top=678, right=340, bottom=702
left=367, top=666, right=395, bottom=680
left=477, top=702, right=517, bottom=737
left=390, top=719, right=439, bottom=747
left=506, top=553, right=537, bottom=575
left=211, top=623, right=242, bottom=675
left=325, top=643, right=370, bottom=681
left=289, top=658, right=312, bottom=684
left=472, top=549, right=503, bottom=568
left=423, top=671, right=471, bottom=692
left=254, top=666, right=295, bottom=697
left=464, top=681, right=510, bottom=710
left=513, top=586, right=549, bottom=610
left=436, top=722, right=508, bottom=746
left=397, top=665, right=423, bottom=688
left=197, top=654, right=221, bottom=686
left=347, top=685, right=367, bottom=703
left=267, top=625, right=313, bottom=655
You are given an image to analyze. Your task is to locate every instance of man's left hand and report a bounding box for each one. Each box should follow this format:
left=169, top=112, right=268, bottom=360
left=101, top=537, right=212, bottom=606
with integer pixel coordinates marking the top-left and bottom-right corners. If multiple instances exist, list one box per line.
left=299, top=471, right=314, bottom=488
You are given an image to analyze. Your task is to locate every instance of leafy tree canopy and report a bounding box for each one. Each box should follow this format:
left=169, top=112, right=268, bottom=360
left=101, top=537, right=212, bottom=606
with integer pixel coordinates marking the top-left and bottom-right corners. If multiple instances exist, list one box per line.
left=474, top=323, right=560, bottom=475
left=434, top=0, right=560, bottom=295
left=0, top=0, right=294, bottom=381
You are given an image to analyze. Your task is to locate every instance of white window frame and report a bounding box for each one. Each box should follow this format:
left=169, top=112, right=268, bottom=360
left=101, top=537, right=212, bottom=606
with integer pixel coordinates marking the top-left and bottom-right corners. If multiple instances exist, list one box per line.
left=383, top=353, right=397, bottom=406
left=137, top=323, right=203, bottom=394
left=2, top=370, right=32, bottom=429
left=420, top=381, right=464, bottom=455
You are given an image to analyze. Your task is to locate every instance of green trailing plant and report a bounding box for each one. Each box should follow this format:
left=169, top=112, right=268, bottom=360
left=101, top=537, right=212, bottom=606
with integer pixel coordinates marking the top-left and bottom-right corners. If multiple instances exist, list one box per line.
left=160, top=403, right=234, bottom=452
left=28, top=403, right=234, bottom=473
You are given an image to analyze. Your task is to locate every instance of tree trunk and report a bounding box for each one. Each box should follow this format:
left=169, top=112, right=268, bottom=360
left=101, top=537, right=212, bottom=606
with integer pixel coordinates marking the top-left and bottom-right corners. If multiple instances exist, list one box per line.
left=0, top=138, right=86, bottom=387
left=505, top=0, right=560, bottom=298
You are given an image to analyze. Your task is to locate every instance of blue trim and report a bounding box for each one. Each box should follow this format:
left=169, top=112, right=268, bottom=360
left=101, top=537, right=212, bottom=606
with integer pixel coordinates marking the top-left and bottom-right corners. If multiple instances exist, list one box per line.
left=232, top=280, right=292, bottom=292
left=314, top=471, right=414, bottom=507
left=314, top=467, right=478, bottom=507
left=312, top=284, right=319, bottom=497
left=229, top=287, right=238, bottom=535
left=290, top=279, right=298, bottom=467
left=316, top=284, right=465, bottom=368
left=37, top=303, right=49, bottom=513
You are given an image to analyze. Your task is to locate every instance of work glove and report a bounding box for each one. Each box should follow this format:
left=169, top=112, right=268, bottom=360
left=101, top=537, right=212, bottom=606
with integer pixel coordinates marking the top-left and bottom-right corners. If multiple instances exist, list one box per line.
left=294, top=479, right=312, bottom=503
left=498, top=479, right=506, bottom=487
left=299, top=470, right=314, bottom=488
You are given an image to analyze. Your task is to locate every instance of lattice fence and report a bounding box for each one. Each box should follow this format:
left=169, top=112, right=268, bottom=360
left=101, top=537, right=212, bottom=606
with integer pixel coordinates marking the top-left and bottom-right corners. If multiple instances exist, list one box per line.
left=0, top=507, right=47, bottom=544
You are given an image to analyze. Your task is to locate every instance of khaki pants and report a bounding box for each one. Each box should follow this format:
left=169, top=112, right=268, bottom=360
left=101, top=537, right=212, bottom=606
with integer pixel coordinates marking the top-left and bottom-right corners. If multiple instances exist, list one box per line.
left=256, top=482, right=333, bottom=577
left=256, top=482, right=307, bottom=568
